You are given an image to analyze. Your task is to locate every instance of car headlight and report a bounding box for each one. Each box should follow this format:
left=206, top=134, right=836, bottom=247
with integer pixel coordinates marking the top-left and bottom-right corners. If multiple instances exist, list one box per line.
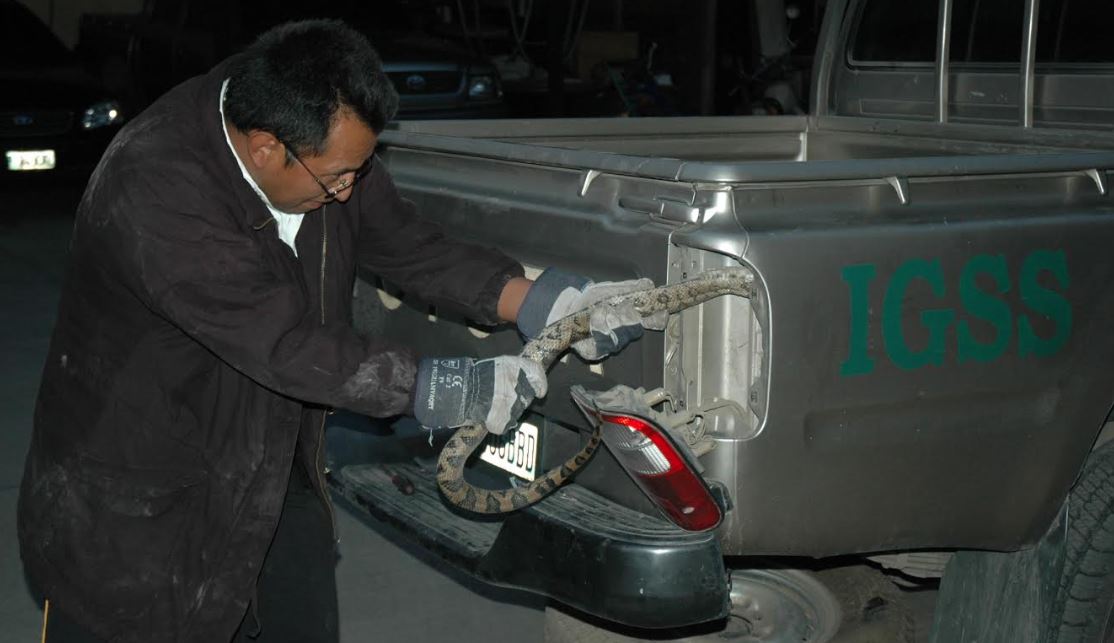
left=467, top=75, right=498, bottom=100
left=82, top=100, right=124, bottom=130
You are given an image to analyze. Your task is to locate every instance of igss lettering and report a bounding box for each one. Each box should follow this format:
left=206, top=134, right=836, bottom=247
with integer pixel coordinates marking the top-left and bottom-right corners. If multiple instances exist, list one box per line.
left=840, top=249, right=1071, bottom=376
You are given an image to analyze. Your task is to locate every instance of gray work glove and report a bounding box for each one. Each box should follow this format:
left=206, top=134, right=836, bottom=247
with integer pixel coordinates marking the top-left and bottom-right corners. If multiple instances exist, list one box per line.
left=413, top=356, right=547, bottom=435
left=516, top=268, right=668, bottom=362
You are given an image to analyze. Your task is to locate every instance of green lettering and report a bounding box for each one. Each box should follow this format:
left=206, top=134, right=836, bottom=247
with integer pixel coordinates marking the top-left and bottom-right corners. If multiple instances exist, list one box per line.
left=841, top=264, right=877, bottom=376
left=957, top=254, right=1012, bottom=363
left=883, top=258, right=954, bottom=370
left=1018, top=249, right=1072, bottom=357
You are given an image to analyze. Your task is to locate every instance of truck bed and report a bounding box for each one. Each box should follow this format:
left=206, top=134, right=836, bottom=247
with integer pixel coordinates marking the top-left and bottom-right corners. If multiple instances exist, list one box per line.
left=358, top=111, right=1114, bottom=558
left=385, top=113, right=1114, bottom=164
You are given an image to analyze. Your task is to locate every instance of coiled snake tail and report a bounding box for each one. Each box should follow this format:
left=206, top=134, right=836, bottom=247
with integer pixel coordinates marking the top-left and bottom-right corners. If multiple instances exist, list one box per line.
left=436, top=266, right=757, bottom=514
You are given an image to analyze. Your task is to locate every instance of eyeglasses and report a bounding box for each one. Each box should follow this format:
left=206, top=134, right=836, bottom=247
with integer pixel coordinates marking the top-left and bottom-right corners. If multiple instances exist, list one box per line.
left=282, top=141, right=375, bottom=202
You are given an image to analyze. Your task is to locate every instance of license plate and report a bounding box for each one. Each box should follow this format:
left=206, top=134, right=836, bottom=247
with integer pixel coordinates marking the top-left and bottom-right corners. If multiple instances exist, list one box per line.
left=479, top=421, right=539, bottom=481
left=6, top=150, right=56, bottom=171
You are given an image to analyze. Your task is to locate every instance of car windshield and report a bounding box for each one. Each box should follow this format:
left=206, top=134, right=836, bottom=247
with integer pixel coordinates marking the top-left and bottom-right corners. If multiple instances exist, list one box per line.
left=0, top=2, right=74, bottom=70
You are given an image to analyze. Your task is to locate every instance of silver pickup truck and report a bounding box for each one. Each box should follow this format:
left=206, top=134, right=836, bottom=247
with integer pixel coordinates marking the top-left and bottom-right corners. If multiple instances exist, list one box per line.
left=330, top=0, right=1114, bottom=640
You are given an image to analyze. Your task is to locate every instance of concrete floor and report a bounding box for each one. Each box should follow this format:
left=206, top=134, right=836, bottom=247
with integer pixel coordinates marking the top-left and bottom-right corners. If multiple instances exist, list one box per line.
left=0, top=184, right=546, bottom=643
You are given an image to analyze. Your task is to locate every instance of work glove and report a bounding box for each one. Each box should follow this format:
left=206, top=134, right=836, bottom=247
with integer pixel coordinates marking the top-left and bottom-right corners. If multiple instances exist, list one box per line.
left=516, top=268, right=668, bottom=362
left=413, top=356, right=547, bottom=435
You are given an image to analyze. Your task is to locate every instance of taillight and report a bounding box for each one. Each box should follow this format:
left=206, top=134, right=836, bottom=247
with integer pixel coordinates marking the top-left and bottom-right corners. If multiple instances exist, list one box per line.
left=572, top=386, right=724, bottom=532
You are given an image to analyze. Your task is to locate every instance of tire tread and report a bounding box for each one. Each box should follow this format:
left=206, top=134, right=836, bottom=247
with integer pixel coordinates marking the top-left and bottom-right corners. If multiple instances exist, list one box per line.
left=1052, top=441, right=1114, bottom=643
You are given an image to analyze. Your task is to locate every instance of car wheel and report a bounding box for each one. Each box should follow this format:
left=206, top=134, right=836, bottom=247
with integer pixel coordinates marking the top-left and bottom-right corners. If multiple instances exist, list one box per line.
left=1050, top=440, right=1114, bottom=643
left=933, top=438, right=1114, bottom=643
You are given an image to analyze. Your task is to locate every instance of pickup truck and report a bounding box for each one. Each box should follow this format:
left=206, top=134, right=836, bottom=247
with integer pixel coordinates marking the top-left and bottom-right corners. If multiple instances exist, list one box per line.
left=329, top=0, right=1114, bottom=640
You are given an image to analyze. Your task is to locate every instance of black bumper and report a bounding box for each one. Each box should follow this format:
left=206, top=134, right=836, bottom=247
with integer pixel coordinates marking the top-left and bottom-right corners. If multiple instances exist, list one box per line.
left=328, top=462, right=729, bottom=629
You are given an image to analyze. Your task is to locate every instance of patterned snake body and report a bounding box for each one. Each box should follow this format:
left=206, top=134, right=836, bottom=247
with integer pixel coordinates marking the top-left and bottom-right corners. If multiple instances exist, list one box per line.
left=436, top=267, right=757, bottom=514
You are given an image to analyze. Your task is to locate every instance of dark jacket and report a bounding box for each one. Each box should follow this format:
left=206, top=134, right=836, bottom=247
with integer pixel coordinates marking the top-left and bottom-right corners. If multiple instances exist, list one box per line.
left=17, top=59, right=522, bottom=642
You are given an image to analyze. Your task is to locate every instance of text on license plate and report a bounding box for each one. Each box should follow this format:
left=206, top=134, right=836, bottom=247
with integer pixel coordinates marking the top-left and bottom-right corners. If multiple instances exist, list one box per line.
left=6, top=150, right=56, bottom=171
left=479, top=421, right=538, bottom=481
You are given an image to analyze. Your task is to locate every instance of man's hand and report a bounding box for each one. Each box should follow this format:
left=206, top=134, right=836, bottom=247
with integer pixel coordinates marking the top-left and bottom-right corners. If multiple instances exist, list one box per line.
left=516, top=269, right=668, bottom=362
left=413, top=356, right=547, bottom=435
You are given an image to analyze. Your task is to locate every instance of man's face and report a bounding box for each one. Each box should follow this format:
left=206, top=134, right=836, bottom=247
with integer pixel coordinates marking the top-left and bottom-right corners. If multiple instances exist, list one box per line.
left=255, top=109, right=378, bottom=213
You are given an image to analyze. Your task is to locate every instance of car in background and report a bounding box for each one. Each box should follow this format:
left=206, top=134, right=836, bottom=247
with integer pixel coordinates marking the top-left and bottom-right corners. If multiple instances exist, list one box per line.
left=1, top=0, right=125, bottom=184
left=77, top=0, right=506, bottom=122
left=378, top=36, right=505, bottom=120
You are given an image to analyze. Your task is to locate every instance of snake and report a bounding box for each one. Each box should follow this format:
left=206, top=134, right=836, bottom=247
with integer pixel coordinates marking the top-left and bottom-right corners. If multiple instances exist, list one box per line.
left=436, top=266, right=757, bottom=514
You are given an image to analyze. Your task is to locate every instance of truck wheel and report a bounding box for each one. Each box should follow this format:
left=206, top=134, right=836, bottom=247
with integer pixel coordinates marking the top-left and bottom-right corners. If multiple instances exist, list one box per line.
left=1050, top=440, right=1114, bottom=643
left=544, top=567, right=842, bottom=642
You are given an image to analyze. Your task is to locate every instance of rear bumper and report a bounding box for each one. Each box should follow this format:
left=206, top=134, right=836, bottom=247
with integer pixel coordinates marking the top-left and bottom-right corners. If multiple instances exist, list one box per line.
left=329, top=462, right=729, bottom=629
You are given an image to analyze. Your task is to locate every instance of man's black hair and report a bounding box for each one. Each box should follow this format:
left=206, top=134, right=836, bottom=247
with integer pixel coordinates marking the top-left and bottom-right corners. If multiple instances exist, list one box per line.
left=224, top=19, right=399, bottom=159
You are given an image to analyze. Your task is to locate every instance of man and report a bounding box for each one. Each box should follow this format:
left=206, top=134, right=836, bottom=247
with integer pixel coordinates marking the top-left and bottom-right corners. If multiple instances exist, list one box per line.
left=18, top=19, right=660, bottom=643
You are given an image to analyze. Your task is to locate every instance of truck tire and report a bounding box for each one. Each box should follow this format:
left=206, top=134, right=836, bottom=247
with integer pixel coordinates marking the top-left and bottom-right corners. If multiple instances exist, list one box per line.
left=1050, top=439, right=1114, bottom=643
left=938, top=437, right=1114, bottom=643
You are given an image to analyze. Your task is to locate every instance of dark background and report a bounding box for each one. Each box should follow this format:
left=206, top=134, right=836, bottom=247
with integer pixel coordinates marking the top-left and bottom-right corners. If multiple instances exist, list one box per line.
left=20, top=0, right=823, bottom=120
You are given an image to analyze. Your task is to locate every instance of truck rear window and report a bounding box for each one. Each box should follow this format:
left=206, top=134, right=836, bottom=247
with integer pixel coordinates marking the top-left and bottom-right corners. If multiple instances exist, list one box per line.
left=1038, top=0, right=1111, bottom=63
left=851, top=0, right=1113, bottom=65
left=850, top=0, right=938, bottom=63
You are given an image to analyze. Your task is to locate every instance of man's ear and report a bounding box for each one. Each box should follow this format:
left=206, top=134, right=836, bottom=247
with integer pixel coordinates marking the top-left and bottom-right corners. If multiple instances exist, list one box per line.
left=245, top=130, right=283, bottom=170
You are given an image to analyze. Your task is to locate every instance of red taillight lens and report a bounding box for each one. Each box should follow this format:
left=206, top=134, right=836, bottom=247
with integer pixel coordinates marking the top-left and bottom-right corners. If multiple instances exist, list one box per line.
left=597, top=412, right=723, bottom=532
